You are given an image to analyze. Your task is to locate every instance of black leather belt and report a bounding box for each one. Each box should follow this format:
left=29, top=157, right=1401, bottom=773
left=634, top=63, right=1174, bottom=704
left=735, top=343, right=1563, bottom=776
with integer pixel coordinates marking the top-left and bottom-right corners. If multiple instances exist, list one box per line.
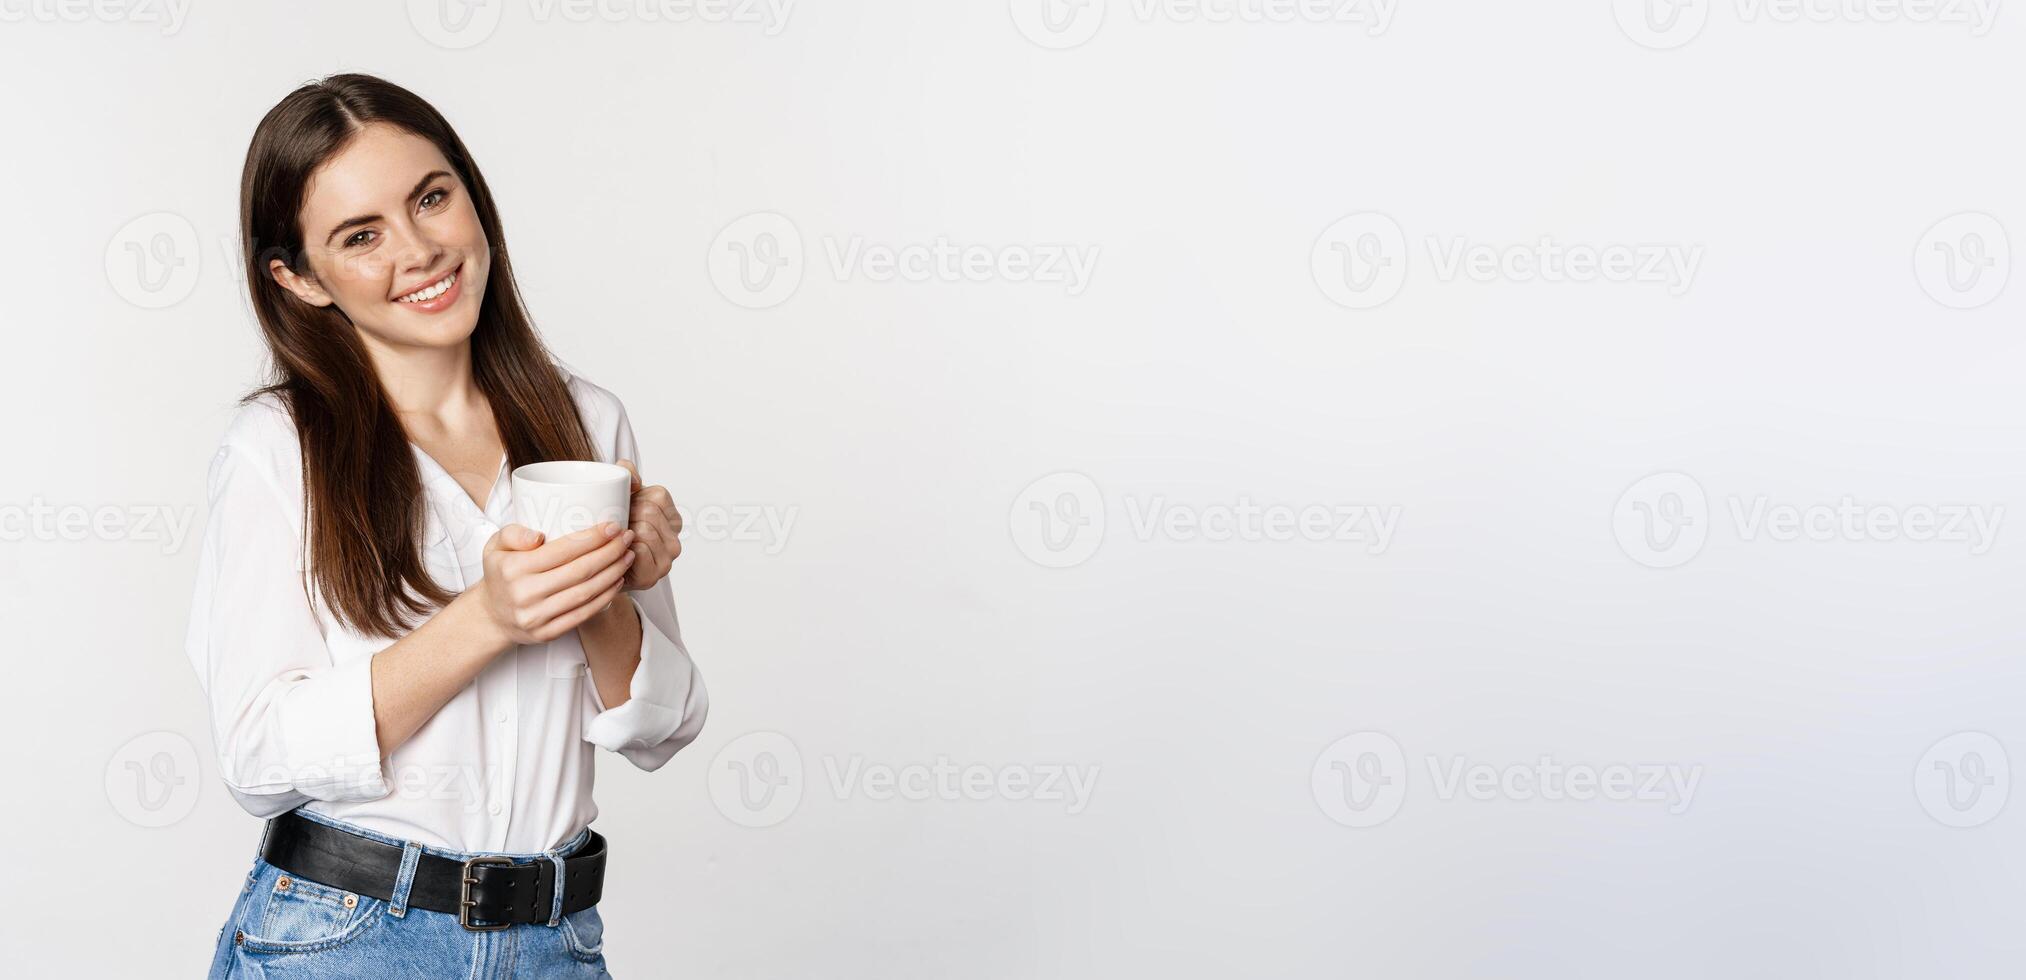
left=261, top=809, right=606, bottom=931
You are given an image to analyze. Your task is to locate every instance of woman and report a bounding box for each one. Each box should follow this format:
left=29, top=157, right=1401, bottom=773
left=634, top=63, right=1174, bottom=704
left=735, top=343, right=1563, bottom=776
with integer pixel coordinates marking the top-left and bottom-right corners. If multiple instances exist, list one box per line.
left=189, top=73, right=708, bottom=978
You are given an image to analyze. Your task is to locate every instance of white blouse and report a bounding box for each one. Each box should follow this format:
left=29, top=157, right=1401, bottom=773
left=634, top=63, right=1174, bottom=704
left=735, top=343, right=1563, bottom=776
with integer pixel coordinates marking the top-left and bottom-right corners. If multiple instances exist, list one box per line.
left=184, top=364, right=709, bottom=854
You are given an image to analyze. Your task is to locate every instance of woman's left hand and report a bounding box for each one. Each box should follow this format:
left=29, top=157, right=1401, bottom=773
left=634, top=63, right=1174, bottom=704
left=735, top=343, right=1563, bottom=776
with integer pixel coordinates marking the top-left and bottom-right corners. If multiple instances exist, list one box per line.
left=614, top=459, right=682, bottom=591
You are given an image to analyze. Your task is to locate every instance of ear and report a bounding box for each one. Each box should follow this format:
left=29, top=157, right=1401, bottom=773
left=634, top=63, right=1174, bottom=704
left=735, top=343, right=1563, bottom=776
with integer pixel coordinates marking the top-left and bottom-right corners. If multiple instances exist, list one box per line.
left=269, top=257, right=335, bottom=308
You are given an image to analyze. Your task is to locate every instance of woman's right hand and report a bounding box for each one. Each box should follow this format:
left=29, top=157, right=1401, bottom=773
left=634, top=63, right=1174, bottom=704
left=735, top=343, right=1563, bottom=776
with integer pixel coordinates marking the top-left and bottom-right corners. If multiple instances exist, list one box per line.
left=473, top=522, right=637, bottom=647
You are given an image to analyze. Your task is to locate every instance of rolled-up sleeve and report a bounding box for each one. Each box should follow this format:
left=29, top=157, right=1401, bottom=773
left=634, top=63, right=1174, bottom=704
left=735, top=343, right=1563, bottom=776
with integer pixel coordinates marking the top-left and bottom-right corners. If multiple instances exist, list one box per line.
left=580, top=398, right=709, bottom=771
left=184, top=409, right=390, bottom=818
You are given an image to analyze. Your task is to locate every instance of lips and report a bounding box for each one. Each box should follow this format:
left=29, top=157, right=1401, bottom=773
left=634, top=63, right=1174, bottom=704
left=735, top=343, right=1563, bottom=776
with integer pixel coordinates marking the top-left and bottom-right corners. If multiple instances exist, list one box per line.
left=393, top=262, right=464, bottom=312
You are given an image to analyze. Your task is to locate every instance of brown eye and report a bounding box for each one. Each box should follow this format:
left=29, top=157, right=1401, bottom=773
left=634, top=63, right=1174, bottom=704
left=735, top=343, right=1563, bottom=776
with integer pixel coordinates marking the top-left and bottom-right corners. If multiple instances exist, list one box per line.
left=345, top=230, right=376, bottom=248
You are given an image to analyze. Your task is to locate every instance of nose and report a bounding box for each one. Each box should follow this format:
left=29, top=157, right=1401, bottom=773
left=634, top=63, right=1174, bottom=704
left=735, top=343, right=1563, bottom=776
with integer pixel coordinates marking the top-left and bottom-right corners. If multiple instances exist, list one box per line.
left=392, top=227, right=443, bottom=278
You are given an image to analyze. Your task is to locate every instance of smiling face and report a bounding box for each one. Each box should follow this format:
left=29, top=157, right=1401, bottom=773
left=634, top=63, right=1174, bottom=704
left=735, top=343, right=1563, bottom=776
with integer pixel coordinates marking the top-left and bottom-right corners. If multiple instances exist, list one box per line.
left=269, top=121, right=492, bottom=354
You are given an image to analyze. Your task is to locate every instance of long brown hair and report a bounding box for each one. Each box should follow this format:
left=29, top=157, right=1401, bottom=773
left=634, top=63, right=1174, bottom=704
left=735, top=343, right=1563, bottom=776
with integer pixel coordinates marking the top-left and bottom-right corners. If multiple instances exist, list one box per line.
left=240, top=73, right=593, bottom=638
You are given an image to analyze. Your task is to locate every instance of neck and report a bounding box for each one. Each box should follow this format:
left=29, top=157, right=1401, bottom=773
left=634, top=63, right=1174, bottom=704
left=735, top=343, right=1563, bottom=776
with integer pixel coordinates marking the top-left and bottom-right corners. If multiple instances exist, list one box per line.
left=360, top=334, right=485, bottom=422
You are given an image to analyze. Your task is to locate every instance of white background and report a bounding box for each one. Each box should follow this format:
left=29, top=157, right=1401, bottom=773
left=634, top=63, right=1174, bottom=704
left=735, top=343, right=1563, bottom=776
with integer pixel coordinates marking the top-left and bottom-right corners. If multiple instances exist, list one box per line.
left=4, top=1, right=2025, bottom=977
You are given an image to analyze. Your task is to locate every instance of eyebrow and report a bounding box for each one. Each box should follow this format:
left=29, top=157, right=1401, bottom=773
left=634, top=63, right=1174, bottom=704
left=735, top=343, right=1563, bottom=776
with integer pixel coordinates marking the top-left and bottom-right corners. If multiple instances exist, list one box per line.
left=322, top=170, right=453, bottom=246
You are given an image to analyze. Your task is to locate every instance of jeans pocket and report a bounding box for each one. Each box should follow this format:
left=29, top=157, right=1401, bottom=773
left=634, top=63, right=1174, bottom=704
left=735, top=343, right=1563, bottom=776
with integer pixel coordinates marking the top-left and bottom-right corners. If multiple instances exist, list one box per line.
left=235, top=863, right=386, bottom=956
left=560, top=904, right=605, bottom=963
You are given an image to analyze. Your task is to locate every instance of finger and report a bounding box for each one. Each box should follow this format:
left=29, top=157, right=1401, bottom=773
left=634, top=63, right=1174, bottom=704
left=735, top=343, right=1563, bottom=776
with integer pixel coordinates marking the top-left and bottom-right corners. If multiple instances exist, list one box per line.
left=525, top=522, right=626, bottom=572
left=627, top=503, right=661, bottom=545
left=625, top=540, right=656, bottom=586
left=541, top=578, right=630, bottom=639
left=617, top=458, right=642, bottom=493
left=533, top=548, right=635, bottom=624
left=626, top=518, right=679, bottom=577
left=630, top=504, right=675, bottom=548
left=487, top=523, right=545, bottom=555
left=637, top=486, right=679, bottom=526
left=529, top=528, right=635, bottom=596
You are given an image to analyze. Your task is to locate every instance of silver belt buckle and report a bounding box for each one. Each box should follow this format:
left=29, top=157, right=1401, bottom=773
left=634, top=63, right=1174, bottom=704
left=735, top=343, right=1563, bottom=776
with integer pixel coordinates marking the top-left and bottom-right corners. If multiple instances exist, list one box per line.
left=459, top=856, right=515, bottom=931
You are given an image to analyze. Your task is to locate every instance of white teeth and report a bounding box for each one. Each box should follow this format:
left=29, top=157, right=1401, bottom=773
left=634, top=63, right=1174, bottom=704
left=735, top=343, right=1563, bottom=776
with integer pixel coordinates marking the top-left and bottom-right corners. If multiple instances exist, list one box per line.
left=397, top=270, right=457, bottom=303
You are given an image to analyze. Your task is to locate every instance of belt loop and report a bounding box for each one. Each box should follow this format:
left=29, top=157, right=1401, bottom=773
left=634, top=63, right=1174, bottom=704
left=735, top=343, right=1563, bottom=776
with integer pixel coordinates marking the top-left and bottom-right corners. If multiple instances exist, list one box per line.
left=544, top=849, right=567, bottom=927
left=389, top=841, right=424, bottom=919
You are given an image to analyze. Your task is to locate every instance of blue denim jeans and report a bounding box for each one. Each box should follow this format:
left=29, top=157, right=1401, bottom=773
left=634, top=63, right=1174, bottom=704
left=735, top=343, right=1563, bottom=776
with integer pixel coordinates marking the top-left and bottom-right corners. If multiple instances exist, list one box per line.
left=206, top=808, right=612, bottom=978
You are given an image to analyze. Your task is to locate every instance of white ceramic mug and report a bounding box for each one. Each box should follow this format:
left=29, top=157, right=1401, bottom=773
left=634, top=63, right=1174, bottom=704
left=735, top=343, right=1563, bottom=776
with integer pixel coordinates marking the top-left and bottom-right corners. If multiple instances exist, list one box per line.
left=510, top=461, right=632, bottom=539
